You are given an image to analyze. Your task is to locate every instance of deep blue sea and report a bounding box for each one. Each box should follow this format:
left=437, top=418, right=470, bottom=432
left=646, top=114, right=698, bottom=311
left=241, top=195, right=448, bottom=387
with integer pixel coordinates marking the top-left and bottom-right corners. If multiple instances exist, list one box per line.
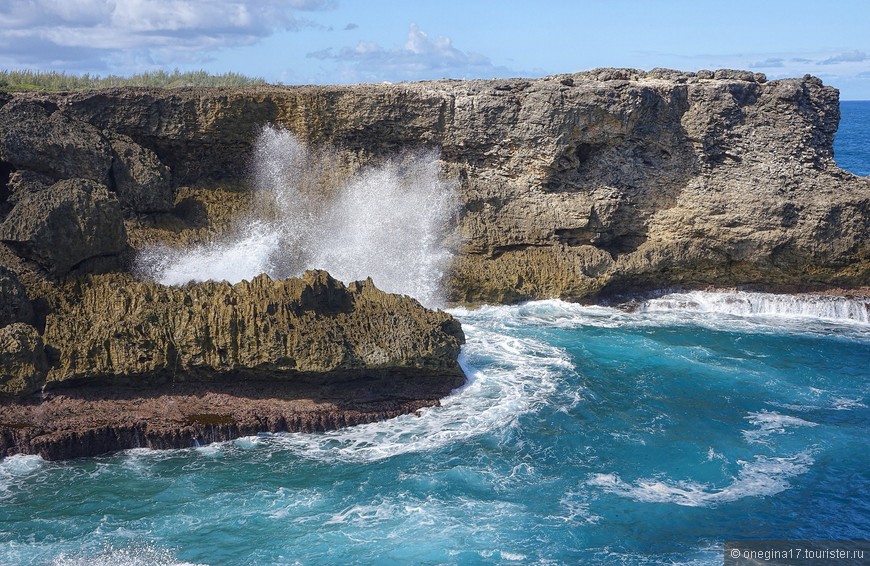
left=835, top=101, right=870, bottom=176
left=1, top=104, right=869, bottom=566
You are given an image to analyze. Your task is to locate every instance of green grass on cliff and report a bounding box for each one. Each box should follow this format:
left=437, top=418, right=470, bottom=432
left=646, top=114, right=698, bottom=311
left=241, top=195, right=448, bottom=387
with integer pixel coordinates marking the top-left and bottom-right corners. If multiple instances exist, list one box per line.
left=0, top=69, right=268, bottom=92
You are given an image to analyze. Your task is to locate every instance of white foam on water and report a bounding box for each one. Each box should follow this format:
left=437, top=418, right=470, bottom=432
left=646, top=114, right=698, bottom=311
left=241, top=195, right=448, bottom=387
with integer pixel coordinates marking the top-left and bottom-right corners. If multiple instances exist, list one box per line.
left=136, top=126, right=458, bottom=307
left=742, top=410, right=818, bottom=444
left=588, top=451, right=814, bottom=507
left=641, top=291, right=870, bottom=325
left=0, top=454, right=45, bottom=495
left=50, top=544, right=205, bottom=566
left=246, top=318, right=572, bottom=463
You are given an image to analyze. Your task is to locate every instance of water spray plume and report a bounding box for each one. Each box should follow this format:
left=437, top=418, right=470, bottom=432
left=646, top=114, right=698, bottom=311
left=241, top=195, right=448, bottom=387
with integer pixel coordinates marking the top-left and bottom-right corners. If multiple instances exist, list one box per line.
left=136, top=126, right=459, bottom=307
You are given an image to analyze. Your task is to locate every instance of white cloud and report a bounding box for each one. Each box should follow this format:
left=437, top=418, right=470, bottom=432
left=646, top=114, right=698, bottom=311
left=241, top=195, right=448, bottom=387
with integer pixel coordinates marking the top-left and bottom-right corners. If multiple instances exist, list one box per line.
left=819, top=50, right=868, bottom=65
left=0, top=0, right=333, bottom=71
left=308, top=23, right=515, bottom=82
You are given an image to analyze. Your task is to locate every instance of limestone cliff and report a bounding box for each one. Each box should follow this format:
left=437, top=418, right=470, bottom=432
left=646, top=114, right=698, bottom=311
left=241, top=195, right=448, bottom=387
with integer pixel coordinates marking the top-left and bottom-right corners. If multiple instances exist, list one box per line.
left=1, top=68, right=864, bottom=304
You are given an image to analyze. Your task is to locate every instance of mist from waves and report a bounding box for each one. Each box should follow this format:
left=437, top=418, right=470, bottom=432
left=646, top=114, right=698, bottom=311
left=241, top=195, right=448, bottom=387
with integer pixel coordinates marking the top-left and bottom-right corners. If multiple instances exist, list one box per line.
left=135, top=126, right=459, bottom=307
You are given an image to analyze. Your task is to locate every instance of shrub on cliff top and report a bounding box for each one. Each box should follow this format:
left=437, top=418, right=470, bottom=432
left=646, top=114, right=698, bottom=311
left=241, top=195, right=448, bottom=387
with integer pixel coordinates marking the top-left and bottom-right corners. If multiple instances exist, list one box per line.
left=0, top=69, right=267, bottom=92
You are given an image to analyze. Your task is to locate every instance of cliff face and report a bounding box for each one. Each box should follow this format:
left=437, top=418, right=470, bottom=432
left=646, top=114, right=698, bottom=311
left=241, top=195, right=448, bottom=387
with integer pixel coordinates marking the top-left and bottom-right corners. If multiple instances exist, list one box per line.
left=4, top=68, right=864, bottom=304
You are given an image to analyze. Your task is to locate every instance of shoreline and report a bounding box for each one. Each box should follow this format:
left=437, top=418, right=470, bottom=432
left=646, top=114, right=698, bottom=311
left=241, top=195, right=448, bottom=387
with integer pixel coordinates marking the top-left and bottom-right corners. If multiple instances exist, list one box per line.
left=0, top=372, right=466, bottom=461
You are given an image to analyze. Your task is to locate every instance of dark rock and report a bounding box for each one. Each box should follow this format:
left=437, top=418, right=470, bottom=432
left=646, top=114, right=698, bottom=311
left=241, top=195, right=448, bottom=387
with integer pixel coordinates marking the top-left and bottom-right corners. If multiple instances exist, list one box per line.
left=0, top=266, right=34, bottom=327
left=109, top=133, right=175, bottom=212
left=7, top=169, right=53, bottom=198
left=713, top=69, right=758, bottom=81
left=0, top=178, right=128, bottom=274
left=0, top=100, right=113, bottom=185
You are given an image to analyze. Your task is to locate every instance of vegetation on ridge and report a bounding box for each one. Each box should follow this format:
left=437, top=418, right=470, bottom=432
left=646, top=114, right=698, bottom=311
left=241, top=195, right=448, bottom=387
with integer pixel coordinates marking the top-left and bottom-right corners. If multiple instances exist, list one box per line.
left=0, top=69, right=267, bottom=92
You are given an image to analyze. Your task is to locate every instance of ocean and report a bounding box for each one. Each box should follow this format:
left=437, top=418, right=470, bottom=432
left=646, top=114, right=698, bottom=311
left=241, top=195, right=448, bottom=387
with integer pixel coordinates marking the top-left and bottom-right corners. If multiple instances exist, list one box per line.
left=1, top=102, right=868, bottom=565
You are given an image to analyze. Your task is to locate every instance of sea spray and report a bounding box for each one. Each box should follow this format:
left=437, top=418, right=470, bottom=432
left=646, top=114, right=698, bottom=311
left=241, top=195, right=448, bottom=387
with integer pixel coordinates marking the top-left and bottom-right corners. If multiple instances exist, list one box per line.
left=136, top=126, right=458, bottom=307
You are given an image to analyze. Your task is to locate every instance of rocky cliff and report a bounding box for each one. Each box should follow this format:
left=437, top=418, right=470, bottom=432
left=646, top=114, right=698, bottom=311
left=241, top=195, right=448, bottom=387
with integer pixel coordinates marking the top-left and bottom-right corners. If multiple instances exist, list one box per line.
left=3, top=68, right=865, bottom=305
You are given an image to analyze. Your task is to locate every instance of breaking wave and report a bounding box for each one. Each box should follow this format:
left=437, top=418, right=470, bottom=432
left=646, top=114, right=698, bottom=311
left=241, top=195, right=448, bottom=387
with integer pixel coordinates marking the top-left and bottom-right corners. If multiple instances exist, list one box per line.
left=641, top=291, right=870, bottom=325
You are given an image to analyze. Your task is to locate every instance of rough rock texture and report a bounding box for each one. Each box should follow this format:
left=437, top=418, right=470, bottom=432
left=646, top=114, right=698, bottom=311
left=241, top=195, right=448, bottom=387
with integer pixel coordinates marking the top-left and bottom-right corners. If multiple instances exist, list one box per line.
left=10, top=68, right=863, bottom=302
left=0, top=269, right=465, bottom=458
left=109, top=133, right=174, bottom=212
left=0, top=178, right=128, bottom=274
left=0, top=323, right=48, bottom=398
left=41, top=269, right=464, bottom=388
left=0, top=383, right=441, bottom=461
left=0, top=100, right=113, bottom=185
left=0, top=266, right=33, bottom=327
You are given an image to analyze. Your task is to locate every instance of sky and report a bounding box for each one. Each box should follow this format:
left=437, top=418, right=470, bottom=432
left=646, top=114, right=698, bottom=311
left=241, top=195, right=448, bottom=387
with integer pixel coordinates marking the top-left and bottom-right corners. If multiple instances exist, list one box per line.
left=1, top=0, right=869, bottom=99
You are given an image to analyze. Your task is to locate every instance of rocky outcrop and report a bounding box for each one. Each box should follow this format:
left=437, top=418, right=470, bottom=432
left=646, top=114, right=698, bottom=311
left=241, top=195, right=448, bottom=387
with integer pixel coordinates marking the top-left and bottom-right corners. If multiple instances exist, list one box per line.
left=0, top=178, right=128, bottom=275
left=5, top=68, right=861, bottom=302
left=41, top=269, right=464, bottom=388
left=0, top=269, right=465, bottom=459
left=1, top=68, right=867, bottom=457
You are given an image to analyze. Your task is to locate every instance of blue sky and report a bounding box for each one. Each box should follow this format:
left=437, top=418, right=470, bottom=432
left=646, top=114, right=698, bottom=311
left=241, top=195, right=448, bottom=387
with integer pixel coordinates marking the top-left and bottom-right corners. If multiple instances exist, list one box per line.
left=2, top=0, right=869, bottom=99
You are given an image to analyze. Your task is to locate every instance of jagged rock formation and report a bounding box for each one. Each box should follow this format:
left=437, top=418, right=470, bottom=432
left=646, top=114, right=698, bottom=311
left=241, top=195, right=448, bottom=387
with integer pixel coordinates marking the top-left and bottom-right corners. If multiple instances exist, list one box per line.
left=1, top=68, right=863, bottom=303
left=0, top=270, right=465, bottom=459
left=42, top=269, right=464, bottom=388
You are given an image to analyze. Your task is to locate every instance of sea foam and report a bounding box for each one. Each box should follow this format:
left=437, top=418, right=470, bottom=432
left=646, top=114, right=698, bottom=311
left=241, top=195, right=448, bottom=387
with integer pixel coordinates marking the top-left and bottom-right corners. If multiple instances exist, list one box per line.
left=641, top=291, right=870, bottom=324
left=588, top=451, right=814, bottom=507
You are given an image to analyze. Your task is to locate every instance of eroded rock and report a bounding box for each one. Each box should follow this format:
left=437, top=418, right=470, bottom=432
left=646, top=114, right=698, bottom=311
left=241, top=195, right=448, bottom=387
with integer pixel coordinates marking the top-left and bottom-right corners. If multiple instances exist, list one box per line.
left=0, top=270, right=466, bottom=459
left=0, top=323, right=47, bottom=397
left=0, top=100, right=113, bottom=185
left=0, top=178, right=128, bottom=274
left=109, top=133, right=174, bottom=212
left=43, top=269, right=464, bottom=387
left=0, top=266, right=33, bottom=327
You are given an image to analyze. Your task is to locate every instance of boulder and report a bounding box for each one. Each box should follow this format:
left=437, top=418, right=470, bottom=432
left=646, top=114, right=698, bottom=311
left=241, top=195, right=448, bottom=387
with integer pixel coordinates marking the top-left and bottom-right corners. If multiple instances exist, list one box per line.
left=0, top=100, right=113, bottom=185
left=109, top=134, right=175, bottom=213
left=0, top=178, right=128, bottom=274
left=6, top=169, right=53, bottom=199
left=0, top=323, right=47, bottom=397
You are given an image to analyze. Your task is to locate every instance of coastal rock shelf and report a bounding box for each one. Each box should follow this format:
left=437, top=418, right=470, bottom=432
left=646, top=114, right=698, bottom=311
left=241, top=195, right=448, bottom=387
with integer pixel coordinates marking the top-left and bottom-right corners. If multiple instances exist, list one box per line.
left=0, top=271, right=466, bottom=459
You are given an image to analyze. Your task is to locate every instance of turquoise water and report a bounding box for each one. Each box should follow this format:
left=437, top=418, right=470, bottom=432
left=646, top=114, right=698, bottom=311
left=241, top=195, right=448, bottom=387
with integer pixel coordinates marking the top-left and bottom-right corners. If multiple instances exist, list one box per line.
left=1, top=103, right=869, bottom=565
left=2, top=298, right=869, bottom=565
